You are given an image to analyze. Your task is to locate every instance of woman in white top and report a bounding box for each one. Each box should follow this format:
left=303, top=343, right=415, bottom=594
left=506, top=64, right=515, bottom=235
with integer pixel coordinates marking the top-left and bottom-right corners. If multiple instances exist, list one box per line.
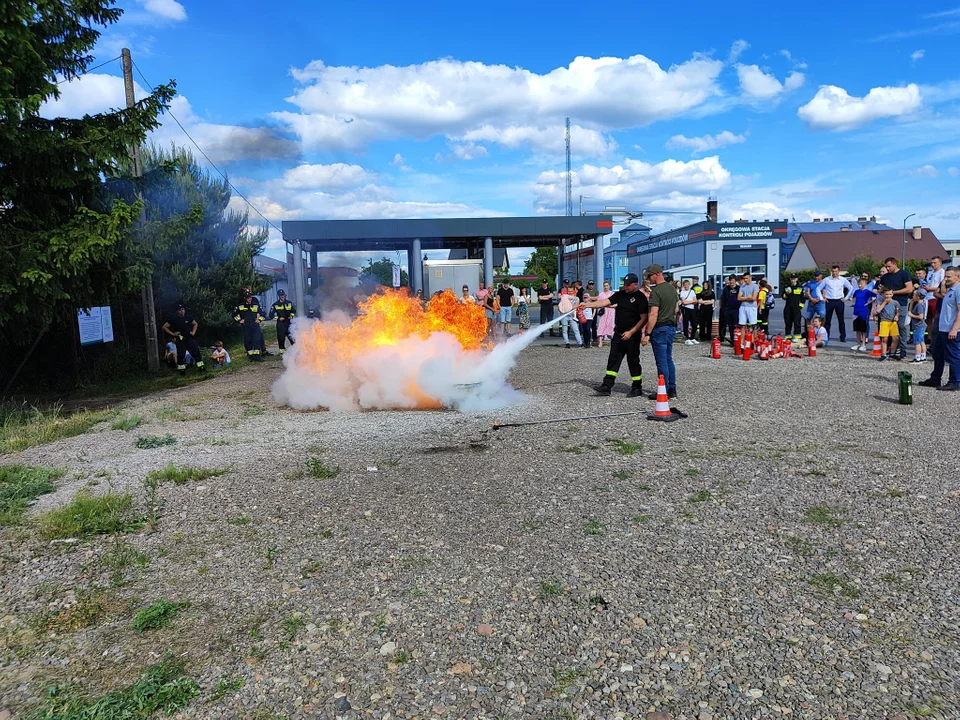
left=679, top=280, right=699, bottom=344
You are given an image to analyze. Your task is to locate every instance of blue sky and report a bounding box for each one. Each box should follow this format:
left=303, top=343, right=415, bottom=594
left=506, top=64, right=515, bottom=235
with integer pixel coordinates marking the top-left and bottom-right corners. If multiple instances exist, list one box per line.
left=45, top=0, right=960, bottom=266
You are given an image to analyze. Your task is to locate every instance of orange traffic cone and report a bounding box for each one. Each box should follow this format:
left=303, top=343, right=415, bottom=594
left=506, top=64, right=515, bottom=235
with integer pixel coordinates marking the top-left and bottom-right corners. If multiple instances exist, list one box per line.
left=870, top=332, right=882, bottom=357
left=646, top=374, right=678, bottom=422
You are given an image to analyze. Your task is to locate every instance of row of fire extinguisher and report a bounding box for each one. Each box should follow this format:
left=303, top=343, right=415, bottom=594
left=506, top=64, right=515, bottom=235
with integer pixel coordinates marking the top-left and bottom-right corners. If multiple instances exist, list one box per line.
left=710, top=326, right=820, bottom=360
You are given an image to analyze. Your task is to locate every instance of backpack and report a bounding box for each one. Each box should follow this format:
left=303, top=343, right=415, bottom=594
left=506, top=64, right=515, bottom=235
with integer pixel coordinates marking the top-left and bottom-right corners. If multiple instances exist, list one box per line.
left=764, top=290, right=775, bottom=309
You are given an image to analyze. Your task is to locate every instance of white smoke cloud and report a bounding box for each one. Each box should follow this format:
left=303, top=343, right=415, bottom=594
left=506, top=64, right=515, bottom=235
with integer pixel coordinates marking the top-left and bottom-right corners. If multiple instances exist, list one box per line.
left=272, top=315, right=561, bottom=412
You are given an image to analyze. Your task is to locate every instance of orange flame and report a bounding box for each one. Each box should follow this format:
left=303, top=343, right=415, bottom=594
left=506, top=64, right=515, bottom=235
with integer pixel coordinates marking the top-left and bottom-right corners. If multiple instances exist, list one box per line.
left=292, top=288, right=488, bottom=377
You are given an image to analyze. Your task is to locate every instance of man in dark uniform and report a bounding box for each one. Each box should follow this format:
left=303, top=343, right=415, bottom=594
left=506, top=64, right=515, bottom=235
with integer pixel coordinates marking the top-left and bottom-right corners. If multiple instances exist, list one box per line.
left=782, top=274, right=805, bottom=339
left=269, top=289, right=296, bottom=354
left=234, top=292, right=265, bottom=361
left=537, top=279, right=555, bottom=336
left=718, top=274, right=739, bottom=343
left=243, top=286, right=269, bottom=355
left=580, top=272, right=649, bottom=397
left=161, top=304, right=205, bottom=377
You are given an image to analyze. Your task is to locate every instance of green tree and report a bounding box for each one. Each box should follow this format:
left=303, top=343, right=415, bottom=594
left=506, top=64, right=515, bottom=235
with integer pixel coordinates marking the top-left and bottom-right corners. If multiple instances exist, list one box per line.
left=0, top=0, right=176, bottom=339
left=103, top=144, right=268, bottom=329
left=359, top=258, right=408, bottom=288
left=847, top=254, right=880, bottom=279
left=523, top=247, right=558, bottom=286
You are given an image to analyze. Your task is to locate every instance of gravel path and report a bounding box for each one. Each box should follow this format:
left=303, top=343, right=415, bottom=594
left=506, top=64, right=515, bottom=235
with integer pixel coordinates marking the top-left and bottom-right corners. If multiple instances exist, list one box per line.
left=1, top=342, right=958, bottom=719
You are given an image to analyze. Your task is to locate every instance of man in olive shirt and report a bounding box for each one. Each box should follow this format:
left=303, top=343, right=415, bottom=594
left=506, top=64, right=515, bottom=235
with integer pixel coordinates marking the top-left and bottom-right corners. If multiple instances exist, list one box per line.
left=641, top=264, right=680, bottom=398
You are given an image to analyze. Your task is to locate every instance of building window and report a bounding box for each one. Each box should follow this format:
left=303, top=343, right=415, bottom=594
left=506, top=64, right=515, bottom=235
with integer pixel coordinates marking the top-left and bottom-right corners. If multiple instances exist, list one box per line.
left=618, top=257, right=629, bottom=267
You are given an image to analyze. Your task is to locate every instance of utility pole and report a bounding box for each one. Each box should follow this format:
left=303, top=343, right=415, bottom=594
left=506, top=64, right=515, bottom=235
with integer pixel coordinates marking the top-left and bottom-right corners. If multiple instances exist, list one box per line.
left=122, top=48, right=160, bottom=372
left=565, top=118, right=572, bottom=217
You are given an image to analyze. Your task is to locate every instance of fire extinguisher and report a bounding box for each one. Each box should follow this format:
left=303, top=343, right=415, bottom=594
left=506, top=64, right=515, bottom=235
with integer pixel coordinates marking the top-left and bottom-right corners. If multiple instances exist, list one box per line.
left=733, top=327, right=742, bottom=356
left=757, top=328, right=766, bottom=345
left=759, top=341, right=770, bottom=360
left=807, top=325, right=817, bottom=357
left=743, top=327, right=753, bottom=361
left=774, top=335, right=784, bottom=356
left=711, top=337, right=721, bottom=359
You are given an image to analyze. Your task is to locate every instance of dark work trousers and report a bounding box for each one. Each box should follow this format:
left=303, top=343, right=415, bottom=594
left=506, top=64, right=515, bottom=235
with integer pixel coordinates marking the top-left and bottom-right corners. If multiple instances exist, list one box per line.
left=175, top=335, right=203, bottom=370
left=241, top=322, right=264, bottom=356
left=783, top=305, right=802, bottom=337
left=600, top=332, right=643, bottom=388
left=580, top=321, right=592, bottom=346
left=681, top=307, right=697, bottom=339
left=276, top=320, right=294, bottom=350
left=824, top=299, right=846, bottom=341
left=540, top=302, right=555, bottom=334
left=588, top=316, right=599, bottom=343
left=758, top=307, right=770, bottom=332
left=698, top=307, right=713, bottom=340
left=721, top=310, right=738, bottom=344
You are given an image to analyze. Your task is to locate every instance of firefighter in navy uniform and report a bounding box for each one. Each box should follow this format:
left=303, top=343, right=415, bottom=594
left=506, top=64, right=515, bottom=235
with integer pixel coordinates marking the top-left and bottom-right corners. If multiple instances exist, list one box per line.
left=162, top=305, right=205, bottom=376
left=242, top=286, right=269, bottom=355
left=234, top=292, right=265, bottom=360
left=269, top=289, right=296, bottom=354
left=580, top=273, right=650, bottom=397
left=782, top=274, right=805, bottom=339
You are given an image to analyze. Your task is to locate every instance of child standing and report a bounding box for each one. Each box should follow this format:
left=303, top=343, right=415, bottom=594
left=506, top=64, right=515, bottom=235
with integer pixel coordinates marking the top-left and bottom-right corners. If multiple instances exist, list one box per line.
left=873, top=288, right=900, bottom=361
left=849, top=277, right=876, bottom=352
left=907, top=290, right=928, bottom=362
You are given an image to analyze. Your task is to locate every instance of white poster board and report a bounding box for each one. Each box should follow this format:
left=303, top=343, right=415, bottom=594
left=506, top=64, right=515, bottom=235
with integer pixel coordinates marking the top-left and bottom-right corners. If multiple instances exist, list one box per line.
left=77, top=306, right=114, bottom=346
left=392, top=265, right=401, bottom=287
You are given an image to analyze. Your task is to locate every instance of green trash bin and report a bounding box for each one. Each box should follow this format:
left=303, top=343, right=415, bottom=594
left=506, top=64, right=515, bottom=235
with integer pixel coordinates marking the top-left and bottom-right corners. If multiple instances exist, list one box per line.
left=898, top=370, right=913, bottom=405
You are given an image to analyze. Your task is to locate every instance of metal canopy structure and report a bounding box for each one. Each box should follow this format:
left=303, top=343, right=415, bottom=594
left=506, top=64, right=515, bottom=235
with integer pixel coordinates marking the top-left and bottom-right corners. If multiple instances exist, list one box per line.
left=282, top=216, right=610, bottom=310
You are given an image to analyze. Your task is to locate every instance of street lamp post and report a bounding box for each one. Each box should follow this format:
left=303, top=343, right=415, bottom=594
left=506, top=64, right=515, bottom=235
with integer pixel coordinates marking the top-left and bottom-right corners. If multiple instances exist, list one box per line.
left=902, top=213, right=916, bottom=268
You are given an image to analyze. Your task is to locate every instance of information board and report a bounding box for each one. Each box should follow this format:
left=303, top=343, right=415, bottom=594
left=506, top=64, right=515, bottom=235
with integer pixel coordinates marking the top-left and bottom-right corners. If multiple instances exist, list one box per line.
left=77, top=306, right=114, bottom=346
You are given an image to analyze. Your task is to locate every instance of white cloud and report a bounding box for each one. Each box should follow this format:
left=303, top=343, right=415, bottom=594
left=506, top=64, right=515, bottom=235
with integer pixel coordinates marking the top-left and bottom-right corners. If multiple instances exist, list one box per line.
left=459, top=123, right=616, bottom=156
left=666, top=130, right=746, bottom=154
left=911, top=49, right=925, bottom=62
left=450, top=143, right=489, bottom=161
left=949, top=166, right=960, bottom=177
left=780, top=49, right=793, bottom=61
left=281, top=163, right=376, bottom=189
left=390, top=153, right=412, bottom=171
left=728, top=40, right=750, bottom=63
left=797, top=83, right=922, bottom=131
left=902, top=164, right=939, bottom=177
left=137, top=0, right=187, bottom=21
left=41, top=77, right=298, bottom=164
left=532, top=155, right=730, bottom=213
left=273, top=54, right=724, bottom=153
left=736, top=64, right=805, bottom=101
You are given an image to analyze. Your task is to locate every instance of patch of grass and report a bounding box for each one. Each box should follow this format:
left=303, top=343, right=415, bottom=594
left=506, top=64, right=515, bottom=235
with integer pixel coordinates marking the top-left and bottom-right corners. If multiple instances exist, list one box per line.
left=131, top=598, right=189, bottom=634
left=632, top=513, right=649, bottom=523
left=612, top=470, right=633, bottom=480
left=557, top=445, right=584, bottom=454
left=211, top=674, right=246, bottom=701
left=103, top=539, right=150, bottom=577
left=0, top=464, right=61, bottom=525
left=636, top=483, right=652, bottom=491
left=684, top=468, right=700, bottom=477
left=145, top=462, right=228, bottom=486
left=539, top=580, right=561, bottom=598
left=110, top=415, right=142, bottom=432
left=326, top=618, right=342, bottom=633
left=134, top=433, right=177, bottom=449
left=227, top=514, right=251, bottom=526
left=155, top=405, right=186, bottom=422
left=301, top=559, right=321, bottom=578
left=39, top=491, right=142, bottom=539
left=784, top=536, right=815, bottom=557
left=317, top=528, right=333, bottom=539
left=550, top=666, right=584, bottom=696
left=38, top=590, right=105, bottom=633
left=248, top=645, right=268, bottom=661
left=306, top=457, right=339, bottom=479
left=393, top=649, right=410, bottom=663
left=241, top=405, right=265, bottom=418
left=881, top=487, right=907, bottom=498
left=803, top=504, right=844, bottom=528
left=687, top=489, right=712, bottom=503
left=608, top=438, right=643, bottom=455
left=520, top=518, right=540, bottom=532
left=32, top=655, right=198, bottom=718
left=584, top=518, right=604, bottom=536
left=282, top=614, right=306, bottom=641
left=264, top=545, right=279, bottom=568
left=807, top=572, right=861, bottom=598
left=0, top=402, right=115, bottom=455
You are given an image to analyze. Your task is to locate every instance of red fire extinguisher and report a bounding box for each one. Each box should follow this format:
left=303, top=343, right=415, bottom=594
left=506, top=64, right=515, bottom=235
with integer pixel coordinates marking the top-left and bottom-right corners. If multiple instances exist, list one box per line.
left=774, top=335, right=784, bottom=356
left=733, top=327, right=742, bottom=356
left=759, top=341, right=770, bottom=360
left=743, top=327, right=753, bottom=361
left=807, top=325, right=817, bottom=357
left=757, top=328, right=766, bottom=345
left=711, top=337, right=721, bottom=359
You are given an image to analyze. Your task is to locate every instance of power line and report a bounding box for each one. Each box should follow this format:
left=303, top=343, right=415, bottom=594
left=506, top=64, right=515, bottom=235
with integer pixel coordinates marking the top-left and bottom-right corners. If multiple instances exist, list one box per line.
left=56, top=55, right=122, bottom=85
left=131, top=59, right=290, bottom=244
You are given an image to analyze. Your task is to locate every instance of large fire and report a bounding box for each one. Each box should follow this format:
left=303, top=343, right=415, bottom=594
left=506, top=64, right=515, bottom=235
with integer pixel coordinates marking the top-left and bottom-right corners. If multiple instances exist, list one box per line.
left=273, top=288, right=521, bottom=412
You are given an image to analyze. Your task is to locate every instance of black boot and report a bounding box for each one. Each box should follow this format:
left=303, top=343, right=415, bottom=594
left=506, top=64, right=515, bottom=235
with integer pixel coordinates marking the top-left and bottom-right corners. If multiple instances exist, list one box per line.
left=627, top=384, right=643, bottom=398
left=594, top=384, right=612, bottom=395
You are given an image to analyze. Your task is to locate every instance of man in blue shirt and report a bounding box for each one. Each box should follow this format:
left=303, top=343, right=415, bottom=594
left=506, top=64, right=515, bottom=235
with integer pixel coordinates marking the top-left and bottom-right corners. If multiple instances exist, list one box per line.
left=803, top=271, right=826, bottom=334
left=919, top=267, right=960, bottom=390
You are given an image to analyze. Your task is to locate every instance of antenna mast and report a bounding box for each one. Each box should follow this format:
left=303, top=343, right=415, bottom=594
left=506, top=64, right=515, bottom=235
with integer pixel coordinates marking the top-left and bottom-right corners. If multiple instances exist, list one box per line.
left=565, top=118, right=572, bottom=216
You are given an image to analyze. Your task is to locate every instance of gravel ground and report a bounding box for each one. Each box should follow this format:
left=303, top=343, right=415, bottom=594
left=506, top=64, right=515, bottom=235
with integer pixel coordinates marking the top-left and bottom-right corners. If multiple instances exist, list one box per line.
left=1, top=340, right=958, bottom=720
